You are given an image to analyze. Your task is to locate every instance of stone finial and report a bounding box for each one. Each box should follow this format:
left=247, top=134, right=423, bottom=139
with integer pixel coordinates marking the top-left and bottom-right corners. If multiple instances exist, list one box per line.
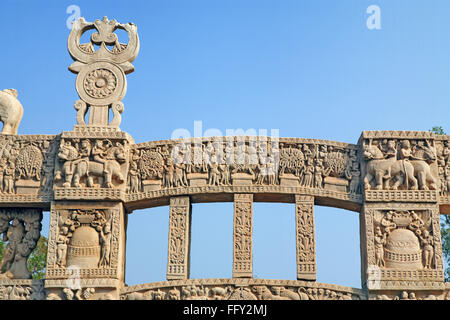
left=67, top=17, right=140, bottom=128
left=0, top=89, right=24, bottom=135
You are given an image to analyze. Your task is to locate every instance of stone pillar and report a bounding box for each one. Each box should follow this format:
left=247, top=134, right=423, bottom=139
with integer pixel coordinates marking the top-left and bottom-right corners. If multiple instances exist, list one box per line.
left=295, top=195, right=317, bottom=281
left=167, top=196, right=192, bottom=280
left=45, top=128, right=133, bottom=300
left=233, top=193, right=253, bottom=278
left=359, top=131, right=446, bottom=299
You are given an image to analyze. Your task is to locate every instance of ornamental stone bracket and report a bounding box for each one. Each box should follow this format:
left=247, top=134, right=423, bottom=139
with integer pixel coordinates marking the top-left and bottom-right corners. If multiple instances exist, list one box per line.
left=0, top=17, right=449, bottom=300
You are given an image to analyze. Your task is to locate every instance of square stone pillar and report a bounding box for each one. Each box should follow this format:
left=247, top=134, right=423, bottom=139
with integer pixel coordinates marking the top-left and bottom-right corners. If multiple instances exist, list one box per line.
left=358, top=131, right=446, bottom=298
left=167, top=196, right=192, bottom=280
left=295, top=195, right=317, bottom=281
left=45, top=201, right=127, bottom=300
left=233, top=193, right=253, bottom=278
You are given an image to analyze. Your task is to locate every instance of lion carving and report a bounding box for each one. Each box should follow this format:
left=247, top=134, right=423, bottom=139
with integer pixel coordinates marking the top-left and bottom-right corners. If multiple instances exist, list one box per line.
left=0, top=89, right=24, bottom=135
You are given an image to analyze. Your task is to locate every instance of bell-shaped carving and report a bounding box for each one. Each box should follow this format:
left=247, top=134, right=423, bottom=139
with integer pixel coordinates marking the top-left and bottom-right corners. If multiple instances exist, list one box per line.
left=67, top=225, right=100, bottom=268
left=385, top=228, right=422, bottom=269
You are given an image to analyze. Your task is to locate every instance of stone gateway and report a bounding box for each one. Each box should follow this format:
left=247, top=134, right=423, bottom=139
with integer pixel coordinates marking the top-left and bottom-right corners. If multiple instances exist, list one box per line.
left=0, top=17, right=448, bottom=300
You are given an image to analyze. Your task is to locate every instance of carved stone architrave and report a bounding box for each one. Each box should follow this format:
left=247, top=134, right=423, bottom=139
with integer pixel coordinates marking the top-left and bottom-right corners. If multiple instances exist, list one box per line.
left=167, top=196, right=192, bottom=280
left=233, top=194, right=253, bottom=278
left=0, top=279, right=46, bottom=300
left=295, top=195, right=316, bottom=281
left=119, top=278, right=366, bottom=300
left=362, top=203, right=444, bottom=291
left=45, top=201, right=126, bottom=297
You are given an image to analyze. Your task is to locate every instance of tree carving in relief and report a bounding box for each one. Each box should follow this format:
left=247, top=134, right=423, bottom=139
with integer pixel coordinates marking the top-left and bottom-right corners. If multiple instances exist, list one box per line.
left=0, top=136, right=56, bottom=195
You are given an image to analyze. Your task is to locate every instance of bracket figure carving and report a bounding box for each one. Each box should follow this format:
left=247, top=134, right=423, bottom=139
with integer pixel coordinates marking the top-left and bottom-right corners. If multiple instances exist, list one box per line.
left=0, top=209, right=42, bottom=279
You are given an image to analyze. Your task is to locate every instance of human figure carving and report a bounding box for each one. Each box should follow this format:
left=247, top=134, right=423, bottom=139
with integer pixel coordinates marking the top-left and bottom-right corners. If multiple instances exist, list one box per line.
left=363, top=140, right=418, bottom=190
left=56, top=139, right=79, bottom=188
left=374, top=227, right=386, bottom=267
left=56, top=227, right=69, bottom=267
left=99, top=223, right=112, bottom=268
left=419, top=230, right=434, bottom=269
left=0, top=219, right=24, bottom=277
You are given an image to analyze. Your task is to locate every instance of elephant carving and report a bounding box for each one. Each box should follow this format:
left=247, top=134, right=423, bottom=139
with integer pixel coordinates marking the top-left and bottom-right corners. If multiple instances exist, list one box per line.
left=363, top=144, right=418, bottom=190
left=0, top=89, right=24, bottom=135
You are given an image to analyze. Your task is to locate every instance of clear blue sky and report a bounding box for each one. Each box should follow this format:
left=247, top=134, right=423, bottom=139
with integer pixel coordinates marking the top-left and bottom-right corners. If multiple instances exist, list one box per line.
left=1, top=0, right=450, bottom=288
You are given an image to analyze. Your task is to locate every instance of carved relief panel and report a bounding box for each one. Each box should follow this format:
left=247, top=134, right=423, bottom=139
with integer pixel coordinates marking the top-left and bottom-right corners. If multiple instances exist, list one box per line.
left=46, top=204, right=124, bottom=281
left=435, top=135, right=450, bottom=200
left=360, top=131, right=439, bottom=201
left=233, top=194, right=253, bottom=278
left=53, top=133, right=131, bottom=199
left=362, top=203, right=444, bottom=290
left=295, top=195, right=316, bottom=280
left=120, top=279, right=365, bottom=300
left=127, top=138, right=361, bottom=201
left=0, top=135, right=57, bottom=200
left=167, top=196, right=191, bottom=280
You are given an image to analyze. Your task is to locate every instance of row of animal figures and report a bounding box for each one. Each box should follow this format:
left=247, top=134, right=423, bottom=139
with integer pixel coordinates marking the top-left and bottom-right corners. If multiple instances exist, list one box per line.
left=363, top=140, right=438, bottom=191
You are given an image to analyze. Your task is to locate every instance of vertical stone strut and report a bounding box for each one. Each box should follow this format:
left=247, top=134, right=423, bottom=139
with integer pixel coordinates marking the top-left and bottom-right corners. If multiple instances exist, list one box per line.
left=233, top=194, right=253, bottom=278
left=295, top=195, right=317, bottom=281
left=167, top=196, right=192, bottom=280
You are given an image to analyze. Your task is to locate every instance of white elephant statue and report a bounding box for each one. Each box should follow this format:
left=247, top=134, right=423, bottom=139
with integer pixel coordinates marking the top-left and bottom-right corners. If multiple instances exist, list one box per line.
left=0, top=89, right=24, bottom=135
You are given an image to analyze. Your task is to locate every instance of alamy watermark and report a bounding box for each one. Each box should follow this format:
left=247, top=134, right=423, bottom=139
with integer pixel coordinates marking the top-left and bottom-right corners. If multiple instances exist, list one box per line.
left=169, top=121, right=280, bottom=176
left=366, top=5, right=381, bottom=30
left=66, top=5, right=81, bottom=30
